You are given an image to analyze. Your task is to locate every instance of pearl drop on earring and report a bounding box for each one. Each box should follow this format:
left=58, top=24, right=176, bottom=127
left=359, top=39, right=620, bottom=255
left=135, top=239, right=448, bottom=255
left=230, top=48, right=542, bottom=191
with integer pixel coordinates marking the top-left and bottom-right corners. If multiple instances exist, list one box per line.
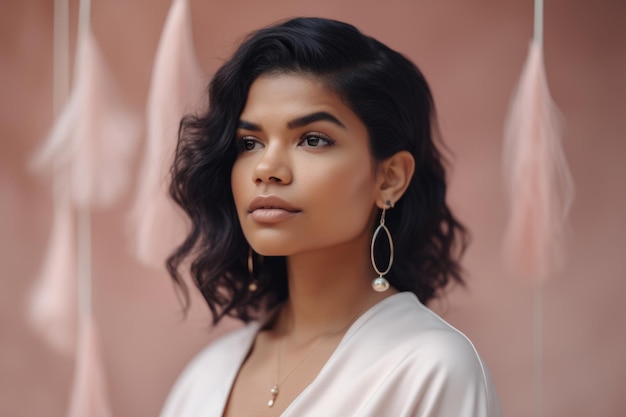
left=372, top=277, right=390, bottom=292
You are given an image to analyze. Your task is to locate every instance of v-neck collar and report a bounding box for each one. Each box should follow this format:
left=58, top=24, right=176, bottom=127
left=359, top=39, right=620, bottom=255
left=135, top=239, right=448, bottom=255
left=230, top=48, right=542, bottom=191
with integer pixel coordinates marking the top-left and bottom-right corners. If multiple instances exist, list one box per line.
left=216, top=292, right=412, bottom=416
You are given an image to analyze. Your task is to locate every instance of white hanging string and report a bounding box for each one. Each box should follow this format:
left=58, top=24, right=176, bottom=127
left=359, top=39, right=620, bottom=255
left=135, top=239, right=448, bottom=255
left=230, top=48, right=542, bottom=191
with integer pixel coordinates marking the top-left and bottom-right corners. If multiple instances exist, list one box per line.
left=533, top=2, right=544, bottom=417
left=77, top=206, right=92, bottom=319
left=65, top=0, right=92, bottom=321
left=76, top=0, right=93, bottom=321
left=51, top=0, right=93, bottom=344
left=52, top=0, right=71, bottom=243
left=534, top=0, right=544, bottom=45
left=53, top=0, right=70, bottom=115
left=78, top=0, right=92, bottom=45
left=534, top=283, right=543, bottom=417
left=52, top=0, right=72, bottom=314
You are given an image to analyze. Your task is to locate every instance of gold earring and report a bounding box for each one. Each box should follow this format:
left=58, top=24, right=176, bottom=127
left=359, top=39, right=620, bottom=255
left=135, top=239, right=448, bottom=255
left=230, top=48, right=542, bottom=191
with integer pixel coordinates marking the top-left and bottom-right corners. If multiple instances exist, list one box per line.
left=248, top=247, right=258, bottom=292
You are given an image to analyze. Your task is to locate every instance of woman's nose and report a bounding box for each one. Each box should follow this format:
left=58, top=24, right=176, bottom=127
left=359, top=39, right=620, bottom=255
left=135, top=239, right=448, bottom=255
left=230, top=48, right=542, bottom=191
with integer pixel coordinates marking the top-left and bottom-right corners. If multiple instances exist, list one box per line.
left=253, top=144, right=293, bottom=185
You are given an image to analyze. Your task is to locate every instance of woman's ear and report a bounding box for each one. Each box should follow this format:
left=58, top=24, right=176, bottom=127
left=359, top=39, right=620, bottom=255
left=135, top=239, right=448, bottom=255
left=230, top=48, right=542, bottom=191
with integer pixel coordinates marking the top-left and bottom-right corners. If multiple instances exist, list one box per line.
left=375, top=151, right=415, bottom=208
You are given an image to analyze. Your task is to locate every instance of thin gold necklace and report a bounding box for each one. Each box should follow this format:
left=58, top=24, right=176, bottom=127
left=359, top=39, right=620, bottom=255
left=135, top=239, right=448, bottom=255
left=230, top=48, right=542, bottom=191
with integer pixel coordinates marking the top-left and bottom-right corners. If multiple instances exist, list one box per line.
left=267, top=300, right=373, bottom=408
left=267, top=333, right=333, bottom=407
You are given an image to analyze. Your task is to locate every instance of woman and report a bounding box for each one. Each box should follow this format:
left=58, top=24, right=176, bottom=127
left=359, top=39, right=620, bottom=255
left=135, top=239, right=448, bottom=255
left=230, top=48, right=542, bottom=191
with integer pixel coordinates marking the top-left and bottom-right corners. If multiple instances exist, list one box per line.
left=161, top=17, right=502, bottom=417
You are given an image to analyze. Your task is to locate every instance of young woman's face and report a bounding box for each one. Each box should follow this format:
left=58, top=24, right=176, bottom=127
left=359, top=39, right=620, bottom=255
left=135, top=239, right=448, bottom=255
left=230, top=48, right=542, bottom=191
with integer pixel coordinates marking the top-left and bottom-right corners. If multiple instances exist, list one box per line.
left=231, top=73, right=379, bottom=257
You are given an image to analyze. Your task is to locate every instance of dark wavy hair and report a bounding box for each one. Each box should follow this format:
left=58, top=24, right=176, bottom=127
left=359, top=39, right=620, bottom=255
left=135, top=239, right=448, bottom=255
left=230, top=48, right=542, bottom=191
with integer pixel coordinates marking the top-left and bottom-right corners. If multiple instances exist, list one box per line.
left=167, top=17, right=468, bottom=324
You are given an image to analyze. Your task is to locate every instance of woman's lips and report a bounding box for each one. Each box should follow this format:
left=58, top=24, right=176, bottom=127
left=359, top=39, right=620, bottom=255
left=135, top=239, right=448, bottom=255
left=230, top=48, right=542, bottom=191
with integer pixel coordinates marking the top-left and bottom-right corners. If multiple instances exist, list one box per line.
left=249, top=208, right=299, bottom=223
left=247, top=195, right=301, bottom=223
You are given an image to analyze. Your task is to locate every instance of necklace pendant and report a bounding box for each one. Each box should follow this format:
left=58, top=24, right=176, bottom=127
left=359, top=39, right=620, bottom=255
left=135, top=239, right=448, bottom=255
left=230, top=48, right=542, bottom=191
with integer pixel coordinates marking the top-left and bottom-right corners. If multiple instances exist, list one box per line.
left=268, top=385, right=279, bottom=407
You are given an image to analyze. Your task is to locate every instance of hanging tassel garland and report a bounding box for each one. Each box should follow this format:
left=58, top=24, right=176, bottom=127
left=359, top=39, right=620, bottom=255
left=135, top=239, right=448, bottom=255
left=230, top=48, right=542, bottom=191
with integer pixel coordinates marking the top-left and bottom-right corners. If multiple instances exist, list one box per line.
left=28, top=0, right=128, bottom=414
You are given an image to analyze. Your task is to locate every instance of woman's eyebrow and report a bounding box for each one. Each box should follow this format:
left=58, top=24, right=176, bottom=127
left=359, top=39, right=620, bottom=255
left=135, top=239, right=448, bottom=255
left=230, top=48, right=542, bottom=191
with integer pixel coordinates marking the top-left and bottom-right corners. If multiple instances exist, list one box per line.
left=238, top=120, right=261, bottom=131
left=287, top=111, right=346, bottom=129
left=238, top=111, right=346, bottom=132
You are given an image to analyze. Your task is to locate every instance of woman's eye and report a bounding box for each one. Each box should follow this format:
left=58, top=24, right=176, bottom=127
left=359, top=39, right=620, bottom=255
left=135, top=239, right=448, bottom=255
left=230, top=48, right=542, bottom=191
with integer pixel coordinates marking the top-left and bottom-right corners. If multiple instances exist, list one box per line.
left=300, top=133, right=335, bottom=148
left=238, top=137, right=261, bottom=152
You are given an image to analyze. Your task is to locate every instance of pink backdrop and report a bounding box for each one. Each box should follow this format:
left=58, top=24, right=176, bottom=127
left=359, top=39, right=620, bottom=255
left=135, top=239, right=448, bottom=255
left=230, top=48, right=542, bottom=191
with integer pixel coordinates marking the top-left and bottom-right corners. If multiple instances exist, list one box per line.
left=1, top=1, right=625, bottom=416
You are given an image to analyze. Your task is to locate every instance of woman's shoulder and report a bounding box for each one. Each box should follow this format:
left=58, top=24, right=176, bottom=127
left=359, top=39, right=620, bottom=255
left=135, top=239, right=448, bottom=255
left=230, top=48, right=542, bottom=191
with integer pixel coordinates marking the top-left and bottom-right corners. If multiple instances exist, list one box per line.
left=322, top=292, right=502, bottom=416
left=350, top=292, right=490, bottom=377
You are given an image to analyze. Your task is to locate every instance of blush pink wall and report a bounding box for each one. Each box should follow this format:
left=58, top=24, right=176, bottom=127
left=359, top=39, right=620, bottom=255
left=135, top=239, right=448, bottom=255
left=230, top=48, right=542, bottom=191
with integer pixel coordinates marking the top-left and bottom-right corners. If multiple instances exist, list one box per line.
left=1, top=1, right=625, bottom=416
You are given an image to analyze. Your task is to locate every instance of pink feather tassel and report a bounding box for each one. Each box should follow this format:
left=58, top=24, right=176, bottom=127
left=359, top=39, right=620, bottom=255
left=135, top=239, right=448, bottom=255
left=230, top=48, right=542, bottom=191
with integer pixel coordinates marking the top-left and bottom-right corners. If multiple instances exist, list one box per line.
left=66, top=318, right=113, bottom=417
left=33, top=29, right=140, bottom=209
left=503, top=40, right=574, bottom=282
left=129, top=0, right=206, bottom=268
left=28, top=181, right=77, bottom=355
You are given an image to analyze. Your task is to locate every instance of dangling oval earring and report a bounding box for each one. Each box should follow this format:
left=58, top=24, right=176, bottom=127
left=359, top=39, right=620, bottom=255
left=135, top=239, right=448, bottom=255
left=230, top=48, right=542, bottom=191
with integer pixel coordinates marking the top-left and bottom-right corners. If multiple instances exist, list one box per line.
left=248, top=247, right=259, bottom=292
left=371, top=200, right=394, bottom=292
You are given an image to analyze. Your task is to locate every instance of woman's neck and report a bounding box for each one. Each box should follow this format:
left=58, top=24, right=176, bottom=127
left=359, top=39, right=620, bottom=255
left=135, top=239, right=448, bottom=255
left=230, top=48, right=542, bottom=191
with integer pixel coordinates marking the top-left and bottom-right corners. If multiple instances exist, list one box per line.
left=274, top=239, right=396, bottom=344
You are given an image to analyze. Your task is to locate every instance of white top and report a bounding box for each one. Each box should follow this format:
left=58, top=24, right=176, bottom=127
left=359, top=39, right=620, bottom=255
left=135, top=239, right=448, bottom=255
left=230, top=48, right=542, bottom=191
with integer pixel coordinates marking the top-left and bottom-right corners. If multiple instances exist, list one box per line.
left=160, top=292, right=503, bottom=417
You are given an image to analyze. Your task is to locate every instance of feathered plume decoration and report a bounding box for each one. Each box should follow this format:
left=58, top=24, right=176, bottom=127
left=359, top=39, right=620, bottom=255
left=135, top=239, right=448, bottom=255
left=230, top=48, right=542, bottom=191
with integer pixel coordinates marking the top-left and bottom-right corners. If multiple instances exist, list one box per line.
left=28, top=180, right=78, bottom=354
left=129, top=0, right=206, bottom=268
left=503, top=0, right=574, bottom=282
left=503, top=1, right=574, bottom=416
left=32, top=28, right=140, bottom=210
